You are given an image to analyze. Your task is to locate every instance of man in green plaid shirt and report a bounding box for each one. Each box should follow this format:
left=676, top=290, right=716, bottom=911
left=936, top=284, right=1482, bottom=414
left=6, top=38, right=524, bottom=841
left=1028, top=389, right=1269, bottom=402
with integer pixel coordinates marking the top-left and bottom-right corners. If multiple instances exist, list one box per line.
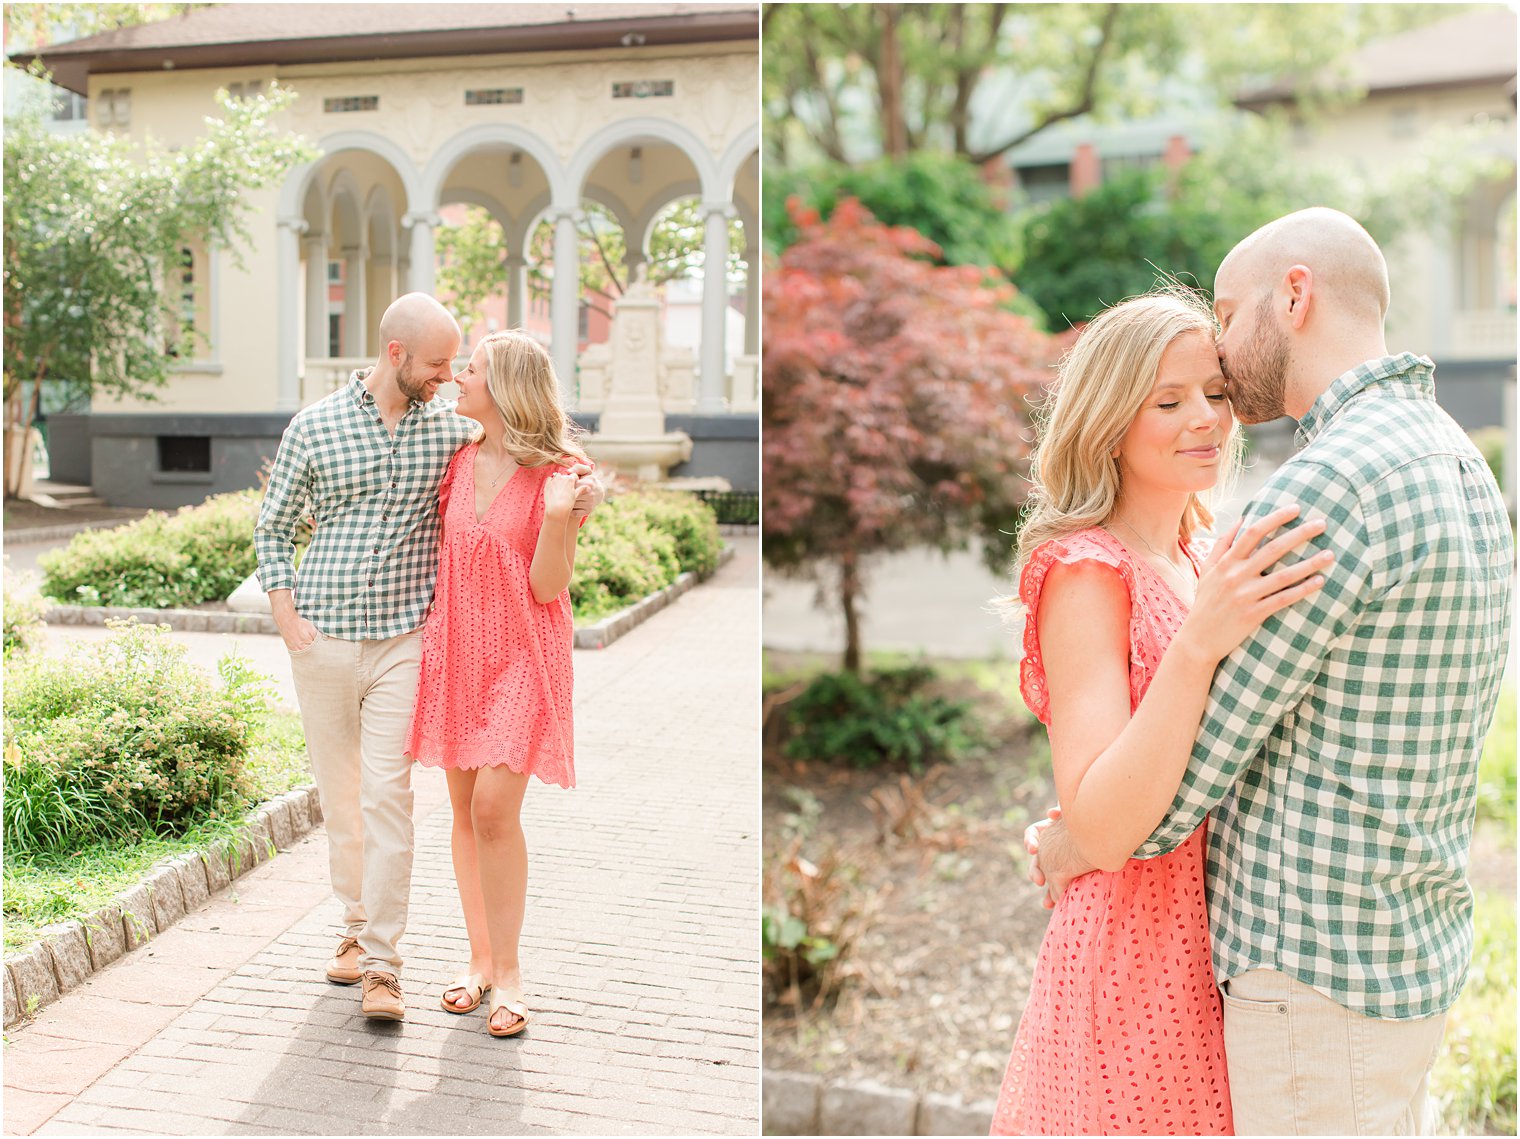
left=255, top=293, right=597, bottom=1021
left=1031, top=210, right=1512, bottom=1133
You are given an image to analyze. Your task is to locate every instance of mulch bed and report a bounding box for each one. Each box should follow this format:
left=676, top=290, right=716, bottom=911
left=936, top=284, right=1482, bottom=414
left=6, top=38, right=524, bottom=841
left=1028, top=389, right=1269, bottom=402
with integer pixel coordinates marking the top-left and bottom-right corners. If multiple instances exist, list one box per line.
left=763, top=661, right=1058, bottom=1103
left=763, top=659, right=1516, bottom=1108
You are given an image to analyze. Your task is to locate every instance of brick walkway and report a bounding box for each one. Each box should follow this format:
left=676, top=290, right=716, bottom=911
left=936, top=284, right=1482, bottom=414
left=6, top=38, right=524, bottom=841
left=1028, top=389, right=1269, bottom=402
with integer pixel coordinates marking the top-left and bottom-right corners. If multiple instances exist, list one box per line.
left=4, top=538, right=761, bottom=1136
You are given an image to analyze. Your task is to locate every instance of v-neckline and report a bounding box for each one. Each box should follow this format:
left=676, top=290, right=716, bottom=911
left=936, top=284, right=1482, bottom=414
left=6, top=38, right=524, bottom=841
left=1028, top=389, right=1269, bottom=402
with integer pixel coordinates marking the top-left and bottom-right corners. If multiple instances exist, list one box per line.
left=470, top=442, right=521, bottom=526
left=1101, top=527, right=1200, bottom=610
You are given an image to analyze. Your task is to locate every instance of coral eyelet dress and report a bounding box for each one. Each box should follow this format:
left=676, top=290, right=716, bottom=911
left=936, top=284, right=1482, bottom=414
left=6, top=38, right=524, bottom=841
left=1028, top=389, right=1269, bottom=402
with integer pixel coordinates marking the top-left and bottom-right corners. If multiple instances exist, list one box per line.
left=406, top=442, right=577, bottom=789
left=991, top=527, right=1232, bottom=1136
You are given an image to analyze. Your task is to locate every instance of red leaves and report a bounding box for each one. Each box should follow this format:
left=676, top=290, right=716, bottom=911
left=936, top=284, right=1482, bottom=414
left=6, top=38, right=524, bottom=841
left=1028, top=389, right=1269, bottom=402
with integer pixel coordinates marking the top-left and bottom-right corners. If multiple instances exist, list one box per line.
left=764, top=199, right=1058, bottom=580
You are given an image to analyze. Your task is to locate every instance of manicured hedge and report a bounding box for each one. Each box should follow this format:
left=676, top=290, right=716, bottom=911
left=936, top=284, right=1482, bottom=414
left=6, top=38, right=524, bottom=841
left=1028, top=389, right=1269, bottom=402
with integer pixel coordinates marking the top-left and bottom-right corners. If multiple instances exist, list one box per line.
left=35, top=483, right=722, bottom=623
left=40, top=490, right=262, bottom=610
left=570, top=488, right=722, bottom=622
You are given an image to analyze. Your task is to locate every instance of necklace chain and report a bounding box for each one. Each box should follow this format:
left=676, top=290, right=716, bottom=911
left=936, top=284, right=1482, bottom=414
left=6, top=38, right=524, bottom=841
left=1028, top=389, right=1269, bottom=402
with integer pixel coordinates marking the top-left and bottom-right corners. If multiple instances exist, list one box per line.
left=1109, top=516, right=1195, bottom=596
left=479, top=444, right=516, bottom=488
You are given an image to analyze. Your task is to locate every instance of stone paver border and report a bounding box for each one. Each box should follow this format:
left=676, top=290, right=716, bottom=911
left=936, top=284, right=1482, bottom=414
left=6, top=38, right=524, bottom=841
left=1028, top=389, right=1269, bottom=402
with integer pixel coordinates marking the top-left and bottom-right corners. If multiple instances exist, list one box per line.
left=3, top=785, right=321, bottom=1030
left=762, top=1068, right=995, bottom=1136
left=40, top=543, right=736, bottom=649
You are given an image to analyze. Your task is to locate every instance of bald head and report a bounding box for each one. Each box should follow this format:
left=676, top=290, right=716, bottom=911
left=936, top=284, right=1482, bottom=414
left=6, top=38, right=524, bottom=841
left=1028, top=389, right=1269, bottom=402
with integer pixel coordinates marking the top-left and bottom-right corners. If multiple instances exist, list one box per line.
left=1218, top=207, right=1390, bottom=325
left=378, top=292, right=461, bottom=354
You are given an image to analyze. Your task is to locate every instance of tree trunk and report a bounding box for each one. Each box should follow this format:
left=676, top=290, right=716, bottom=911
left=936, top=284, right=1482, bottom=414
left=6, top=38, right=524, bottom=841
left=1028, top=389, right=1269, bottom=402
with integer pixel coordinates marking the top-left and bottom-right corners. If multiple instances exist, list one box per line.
left=840, top=553, right=863, bottom=674
left=878, top=5, right=908, bottom=160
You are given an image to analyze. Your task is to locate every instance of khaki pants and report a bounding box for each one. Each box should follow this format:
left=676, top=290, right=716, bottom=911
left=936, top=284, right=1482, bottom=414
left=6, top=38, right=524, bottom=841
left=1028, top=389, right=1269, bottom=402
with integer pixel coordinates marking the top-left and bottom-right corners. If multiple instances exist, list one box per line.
left=1223, top=969, right=1447, bottom=1136
left=288, top=630, right=422, bottom=977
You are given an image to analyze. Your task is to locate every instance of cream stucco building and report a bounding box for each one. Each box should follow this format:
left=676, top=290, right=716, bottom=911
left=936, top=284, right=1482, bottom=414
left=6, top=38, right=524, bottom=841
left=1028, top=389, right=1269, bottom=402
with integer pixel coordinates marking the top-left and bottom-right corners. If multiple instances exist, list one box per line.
left=16, top=3, right=759, bottom=505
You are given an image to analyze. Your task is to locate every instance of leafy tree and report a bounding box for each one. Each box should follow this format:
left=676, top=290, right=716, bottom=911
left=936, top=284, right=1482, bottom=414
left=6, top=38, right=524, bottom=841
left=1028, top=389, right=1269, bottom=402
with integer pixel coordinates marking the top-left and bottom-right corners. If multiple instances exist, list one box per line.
left=2, top=80, right=317, bottom=497
left=436, top=200, right=748, bottom=331
left=763, top=150, right=1020, bottom=266
left=1012, top=112, right=1515, bottom=326
left=2, top=4, right=210, bottom=51
left=435, top=207, right=509, bottom=339
left=763, top=3, right=1475, bottom=167
left=764, top=198, right=1063, bottom=672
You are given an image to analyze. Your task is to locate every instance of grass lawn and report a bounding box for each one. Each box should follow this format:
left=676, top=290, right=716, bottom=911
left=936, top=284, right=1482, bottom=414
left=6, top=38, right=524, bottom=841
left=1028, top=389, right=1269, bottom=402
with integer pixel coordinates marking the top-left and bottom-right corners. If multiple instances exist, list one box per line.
left=3, top=711, right=311, bottom=954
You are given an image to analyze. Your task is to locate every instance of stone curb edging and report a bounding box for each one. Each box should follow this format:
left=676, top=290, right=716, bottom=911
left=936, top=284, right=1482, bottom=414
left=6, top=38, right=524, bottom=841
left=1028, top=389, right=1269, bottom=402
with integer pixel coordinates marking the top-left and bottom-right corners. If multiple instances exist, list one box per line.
left=762, top=1069, right=996, bottom=1136
left=573, top=542, right=737, bottom=649
left=40, top=543, right=737, bottom=650
left=2, top=784, right=323, bottom=1030
left=3, top=516, right=151, bottom=546
left=43, top=604, right=279, bottom=636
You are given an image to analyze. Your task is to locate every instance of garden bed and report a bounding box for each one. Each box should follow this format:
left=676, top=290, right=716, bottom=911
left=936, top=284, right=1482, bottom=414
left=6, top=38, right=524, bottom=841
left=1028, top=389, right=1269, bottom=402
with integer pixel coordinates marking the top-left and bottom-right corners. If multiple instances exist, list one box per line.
left=763, top=653, right=1517, bottom=1136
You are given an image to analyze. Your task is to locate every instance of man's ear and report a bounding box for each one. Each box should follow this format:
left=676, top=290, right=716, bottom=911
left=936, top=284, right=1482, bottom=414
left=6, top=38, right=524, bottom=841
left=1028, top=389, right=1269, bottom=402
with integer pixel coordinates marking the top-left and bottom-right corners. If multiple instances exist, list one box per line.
left=1283, top=265, right=1313, bottom=330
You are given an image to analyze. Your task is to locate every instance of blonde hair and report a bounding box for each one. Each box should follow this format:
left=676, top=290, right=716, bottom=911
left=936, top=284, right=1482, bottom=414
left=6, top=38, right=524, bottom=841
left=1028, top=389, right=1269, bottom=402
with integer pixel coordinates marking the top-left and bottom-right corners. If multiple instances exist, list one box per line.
left=1009, top=287, right=1241, bottom=598
left=474, top=330, right=588, bottom=467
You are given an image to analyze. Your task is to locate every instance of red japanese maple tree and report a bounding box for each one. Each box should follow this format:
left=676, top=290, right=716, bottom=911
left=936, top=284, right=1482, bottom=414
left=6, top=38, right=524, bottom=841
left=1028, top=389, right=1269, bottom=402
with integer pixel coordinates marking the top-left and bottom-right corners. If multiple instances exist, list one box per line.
left=764, top=198, right=1061, bottom=672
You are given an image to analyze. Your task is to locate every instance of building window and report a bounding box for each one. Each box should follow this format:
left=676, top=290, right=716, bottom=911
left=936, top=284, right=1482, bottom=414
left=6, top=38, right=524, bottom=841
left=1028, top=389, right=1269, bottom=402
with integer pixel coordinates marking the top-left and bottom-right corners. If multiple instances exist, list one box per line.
left=1390, top=108, right=1417, bottom=139
left=612, top=80, right=673, bottom=99
left=157, top=436, right=211, bottom=474
left=1013, top=163, right=1072, bottom=205
left=323, top=95, right=378, bottom=114
left=465, top=88, right=524, bottom=106
left=329, top=314, right=342, bottom=358
left=166, top=247, right=198, bottom=358
left=50, top=90, right=87, bottom=122
left=327, top=260, right=343, bottom=283
left=578, top=303, right=590, bottom=341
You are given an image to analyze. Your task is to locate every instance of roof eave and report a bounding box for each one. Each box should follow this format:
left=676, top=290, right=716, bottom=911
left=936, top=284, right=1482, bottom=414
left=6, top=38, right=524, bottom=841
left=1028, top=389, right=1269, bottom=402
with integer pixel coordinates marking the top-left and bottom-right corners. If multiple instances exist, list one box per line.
left=10, top=10, right=758, bottom=96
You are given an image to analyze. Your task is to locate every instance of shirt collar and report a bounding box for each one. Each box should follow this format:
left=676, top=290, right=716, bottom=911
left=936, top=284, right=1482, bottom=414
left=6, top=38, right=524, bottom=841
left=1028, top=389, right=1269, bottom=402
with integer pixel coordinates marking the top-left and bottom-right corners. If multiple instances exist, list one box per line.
left=347, top=367, right=424, bottom=412
left=1293, top=352, right=1435, bottom=449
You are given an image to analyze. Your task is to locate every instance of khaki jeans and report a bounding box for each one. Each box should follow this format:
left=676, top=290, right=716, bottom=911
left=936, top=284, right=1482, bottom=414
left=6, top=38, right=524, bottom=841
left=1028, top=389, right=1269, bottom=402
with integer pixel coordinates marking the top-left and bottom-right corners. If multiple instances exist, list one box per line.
left=288, top=630, right=421, bottom=977
left=1223, top=969, right=1447, bottom=1136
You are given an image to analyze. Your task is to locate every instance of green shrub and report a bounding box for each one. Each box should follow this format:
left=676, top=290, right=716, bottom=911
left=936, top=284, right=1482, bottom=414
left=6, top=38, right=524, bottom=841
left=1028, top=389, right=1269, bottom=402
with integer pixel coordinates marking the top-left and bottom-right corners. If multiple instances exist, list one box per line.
left=623, top=490, right=721, bottom=577
left=39, top=490, right=261, bottom=609
left=1433, top=888, right=1517, bottom=1134
left=570, top=488, right=722, bottom=622
left=3, top=569, right=47, bottom=657
left=1469, top=426, right=1506, bottom=492
left=783, top=665, right=986, bottom=772
left=3, top=620, right=267, bottom=852
left=1477, top=683, right=1516, bottom=831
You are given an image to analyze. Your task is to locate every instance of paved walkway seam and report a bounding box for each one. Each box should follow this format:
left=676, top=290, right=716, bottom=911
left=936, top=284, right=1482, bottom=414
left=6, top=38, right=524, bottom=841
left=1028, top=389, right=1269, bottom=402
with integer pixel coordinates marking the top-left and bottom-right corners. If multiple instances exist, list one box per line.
left=3, top=785, right=321, bottom=1030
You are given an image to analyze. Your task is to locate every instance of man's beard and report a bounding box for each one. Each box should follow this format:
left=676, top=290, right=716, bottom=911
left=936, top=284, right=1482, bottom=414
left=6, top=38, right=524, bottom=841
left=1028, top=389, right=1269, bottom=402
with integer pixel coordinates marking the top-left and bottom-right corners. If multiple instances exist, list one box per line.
left=1221, top=297, right=1290, bottom=424
left=394, top=353, right=433, bottom=402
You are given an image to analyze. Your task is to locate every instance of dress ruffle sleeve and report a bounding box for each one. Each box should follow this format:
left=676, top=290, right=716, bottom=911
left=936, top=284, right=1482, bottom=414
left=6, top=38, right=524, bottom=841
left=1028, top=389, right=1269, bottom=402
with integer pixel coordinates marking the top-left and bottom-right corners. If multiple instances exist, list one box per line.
left=1018, top=531, right=1135, bottom=725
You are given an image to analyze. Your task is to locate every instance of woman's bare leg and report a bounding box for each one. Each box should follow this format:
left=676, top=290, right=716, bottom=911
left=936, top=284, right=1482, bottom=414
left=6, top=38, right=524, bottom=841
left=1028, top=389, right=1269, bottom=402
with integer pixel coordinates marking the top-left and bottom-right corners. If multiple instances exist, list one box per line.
left=443, top=768, right=493, bottom=1010
left=470, top=765, right=531, bottom=1032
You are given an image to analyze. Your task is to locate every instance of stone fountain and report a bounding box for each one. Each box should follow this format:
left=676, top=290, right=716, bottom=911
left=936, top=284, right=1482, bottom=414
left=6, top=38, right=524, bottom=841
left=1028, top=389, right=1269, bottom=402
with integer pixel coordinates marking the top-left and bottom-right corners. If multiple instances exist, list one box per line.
left=580, top=269, right=693, bottom=482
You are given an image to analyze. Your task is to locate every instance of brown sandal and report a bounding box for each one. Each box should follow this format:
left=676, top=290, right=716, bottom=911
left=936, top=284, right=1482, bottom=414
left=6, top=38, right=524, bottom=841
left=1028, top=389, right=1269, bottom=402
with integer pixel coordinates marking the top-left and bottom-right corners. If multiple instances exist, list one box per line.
left=440, top=973, right=490, bottom=1014
left=487, top=986, right=530, bottom=1037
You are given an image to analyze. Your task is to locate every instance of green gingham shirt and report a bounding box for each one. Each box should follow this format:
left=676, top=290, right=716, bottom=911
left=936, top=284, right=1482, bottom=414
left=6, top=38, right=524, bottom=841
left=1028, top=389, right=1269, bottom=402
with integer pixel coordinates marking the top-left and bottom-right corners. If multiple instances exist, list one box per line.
left=1135, top=353, right=1514, bottom=1019
left=255, top=372, right=476, bottom=640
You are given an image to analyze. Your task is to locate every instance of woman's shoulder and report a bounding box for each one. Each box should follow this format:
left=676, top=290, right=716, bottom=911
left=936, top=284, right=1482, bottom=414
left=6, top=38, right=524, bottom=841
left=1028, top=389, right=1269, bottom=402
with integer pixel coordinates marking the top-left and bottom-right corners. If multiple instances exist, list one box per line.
left=1020, top=526, right=1132, bottom=607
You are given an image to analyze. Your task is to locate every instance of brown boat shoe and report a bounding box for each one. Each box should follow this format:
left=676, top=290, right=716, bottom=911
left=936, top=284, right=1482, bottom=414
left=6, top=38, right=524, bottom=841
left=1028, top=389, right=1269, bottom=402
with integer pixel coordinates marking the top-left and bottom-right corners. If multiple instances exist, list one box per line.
left=361, top=971, right=405, bottom=1021
left=326, top=936, right=363, bottom=985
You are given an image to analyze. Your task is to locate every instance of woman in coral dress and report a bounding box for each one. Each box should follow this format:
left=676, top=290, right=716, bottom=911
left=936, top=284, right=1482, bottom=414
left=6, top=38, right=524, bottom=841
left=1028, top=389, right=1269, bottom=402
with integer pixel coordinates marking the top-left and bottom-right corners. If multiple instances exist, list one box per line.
left=406, top=329, right=593, bottom=1038
left=989, top=292, right=1332, bottom=1134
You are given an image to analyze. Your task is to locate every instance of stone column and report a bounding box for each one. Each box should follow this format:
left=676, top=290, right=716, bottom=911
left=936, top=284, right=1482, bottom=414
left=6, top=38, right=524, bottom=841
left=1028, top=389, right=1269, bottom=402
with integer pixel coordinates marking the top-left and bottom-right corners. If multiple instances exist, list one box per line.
left=743, top=241, right=759, bottom=357
left=275, top=217, right=307, bottom=411
left=341, top=243, right=367, bottom=357
left=506, top=253, right=528, bottom=329
left=550, top=207, right=581, bottom=404
left=698, top=201, right=734, bottom=413
left=402, top=210, right=440, bottom=295
left=303, top=233, right=328, bottom=360
left=367, top=252, right=392, bottom=344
